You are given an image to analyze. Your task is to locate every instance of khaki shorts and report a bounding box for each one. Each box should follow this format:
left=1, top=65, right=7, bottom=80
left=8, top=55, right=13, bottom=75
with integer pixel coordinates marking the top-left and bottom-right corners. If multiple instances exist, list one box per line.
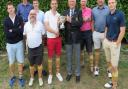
left=103, top=39, right=121, bottom=67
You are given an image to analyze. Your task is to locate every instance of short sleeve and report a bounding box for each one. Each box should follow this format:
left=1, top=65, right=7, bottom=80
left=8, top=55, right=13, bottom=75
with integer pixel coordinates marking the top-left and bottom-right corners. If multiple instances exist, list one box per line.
left=119, top=11, right=125, bottom=27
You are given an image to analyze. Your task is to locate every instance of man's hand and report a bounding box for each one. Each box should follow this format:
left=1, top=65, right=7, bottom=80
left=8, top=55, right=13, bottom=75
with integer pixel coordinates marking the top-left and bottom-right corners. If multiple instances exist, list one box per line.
left=57, top=17, right=61, bottom=25
left=83, top=17, right=91, bottom=22
left=9, top=29, right=12, bottom=32
left=66, top=15, right=72, bottom=23
left=115, top=41, right=121, bottom=47
left=53, top=31, right=59, bottom=37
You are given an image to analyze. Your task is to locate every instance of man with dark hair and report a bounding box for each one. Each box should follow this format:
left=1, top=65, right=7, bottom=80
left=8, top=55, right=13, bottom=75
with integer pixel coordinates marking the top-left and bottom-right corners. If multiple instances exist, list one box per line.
left=17, top=0, right=33, bottom=23
left=44, top=0, right=63, bottom=84
left=3, top=1, right=25, bottom=87
left=80, top=0, right=94, bottom=72
left=63, top=0, right=83, bottom=83
left=92, top=0, right=110, bottom=76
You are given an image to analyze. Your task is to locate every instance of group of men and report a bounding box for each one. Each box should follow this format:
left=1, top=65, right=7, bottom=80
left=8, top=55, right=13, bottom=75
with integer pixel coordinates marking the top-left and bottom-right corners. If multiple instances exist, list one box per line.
left=3, top=0, right=125, bottom=89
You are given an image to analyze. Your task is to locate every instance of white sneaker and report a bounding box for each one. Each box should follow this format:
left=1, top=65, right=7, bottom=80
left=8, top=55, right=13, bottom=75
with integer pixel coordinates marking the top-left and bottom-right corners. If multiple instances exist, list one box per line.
left=104, top=81, right=113, bottom=88
left=28, top=78, right=34, bottom=86
left=48, top=75, right=52, bottom=84
left=94, top=67, right=99, bottom=76
left=107, top=71, right=112, bottom=78
left=56, top=73, right=63, bottom=82
left=39, top=78, right=43, bottom=86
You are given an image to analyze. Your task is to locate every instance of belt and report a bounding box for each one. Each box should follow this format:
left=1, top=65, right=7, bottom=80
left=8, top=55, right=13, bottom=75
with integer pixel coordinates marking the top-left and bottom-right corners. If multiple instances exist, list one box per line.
left=95, top=30, right=104, bottom=33
left=107, top=39, right=117, bottom=42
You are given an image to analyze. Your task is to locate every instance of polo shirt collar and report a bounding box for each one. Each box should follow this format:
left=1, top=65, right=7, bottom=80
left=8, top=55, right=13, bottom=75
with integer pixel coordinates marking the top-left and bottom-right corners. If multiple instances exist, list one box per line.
left=22, top=2, right=30, bottom=6
left=110, top=9, right=117, bottom=15
left=82, top=6, right=87, bottom=10
left=50, top=10, right=58, bottom=16
left=97, top=5, right=106, bottom=9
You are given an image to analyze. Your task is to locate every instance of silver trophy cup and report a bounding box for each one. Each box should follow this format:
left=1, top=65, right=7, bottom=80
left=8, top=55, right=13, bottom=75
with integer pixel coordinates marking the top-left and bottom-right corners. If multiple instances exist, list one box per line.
left=59, top=16, right=66, bottom=29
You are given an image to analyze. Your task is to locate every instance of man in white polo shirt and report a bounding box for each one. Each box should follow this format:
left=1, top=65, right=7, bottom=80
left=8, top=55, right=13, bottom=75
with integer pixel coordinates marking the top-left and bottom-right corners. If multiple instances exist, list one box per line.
left=24, top=10, right=45, bottom=86
left=32, top=0, right=48, bottom=76
left=44, top=0, right=63, bottom=84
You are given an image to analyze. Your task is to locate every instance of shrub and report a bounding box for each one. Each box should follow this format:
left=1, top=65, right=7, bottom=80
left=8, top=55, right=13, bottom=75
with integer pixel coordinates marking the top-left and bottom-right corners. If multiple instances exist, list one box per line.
left=0, top=0, right=128, bottom=50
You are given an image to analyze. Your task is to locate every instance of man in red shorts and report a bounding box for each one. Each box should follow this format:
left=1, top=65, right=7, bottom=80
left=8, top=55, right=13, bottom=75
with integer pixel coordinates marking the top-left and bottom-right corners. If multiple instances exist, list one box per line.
left=44, top=0, right=63, bottom=85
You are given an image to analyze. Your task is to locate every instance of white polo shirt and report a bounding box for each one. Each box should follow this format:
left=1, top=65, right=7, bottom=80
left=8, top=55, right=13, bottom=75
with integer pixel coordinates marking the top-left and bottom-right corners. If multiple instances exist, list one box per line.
left=23, top=21, right=45, bottom=48
left=44, top=10, right=60, bottom=38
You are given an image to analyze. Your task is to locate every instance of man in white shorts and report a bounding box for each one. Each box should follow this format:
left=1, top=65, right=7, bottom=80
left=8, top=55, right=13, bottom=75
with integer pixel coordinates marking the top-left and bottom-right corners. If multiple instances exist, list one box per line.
left=3, top=1, right=25, bottom=87
left=92, top=0, right=110, bottom=76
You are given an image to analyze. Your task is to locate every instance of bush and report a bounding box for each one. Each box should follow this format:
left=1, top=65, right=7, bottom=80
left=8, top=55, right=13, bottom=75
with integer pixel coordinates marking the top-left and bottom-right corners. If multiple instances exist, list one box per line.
left=0, top=0, right=128, bottom=50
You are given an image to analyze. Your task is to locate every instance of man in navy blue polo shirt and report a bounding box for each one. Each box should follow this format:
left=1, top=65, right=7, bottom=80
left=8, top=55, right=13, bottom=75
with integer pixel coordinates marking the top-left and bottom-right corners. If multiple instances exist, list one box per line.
left=103, top=0, right=126, bottom=88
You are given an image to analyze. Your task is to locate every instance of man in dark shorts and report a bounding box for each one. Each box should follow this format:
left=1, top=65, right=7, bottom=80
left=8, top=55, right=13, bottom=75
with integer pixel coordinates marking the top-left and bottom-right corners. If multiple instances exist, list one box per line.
left=23, top=10, right=45, bottom=86
left=80, top=0, right=94, bottom=73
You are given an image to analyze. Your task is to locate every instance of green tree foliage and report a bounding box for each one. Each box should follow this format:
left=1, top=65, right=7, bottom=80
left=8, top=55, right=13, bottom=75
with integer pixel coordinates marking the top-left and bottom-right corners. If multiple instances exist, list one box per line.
left=0, top=0, right=128, bottom=49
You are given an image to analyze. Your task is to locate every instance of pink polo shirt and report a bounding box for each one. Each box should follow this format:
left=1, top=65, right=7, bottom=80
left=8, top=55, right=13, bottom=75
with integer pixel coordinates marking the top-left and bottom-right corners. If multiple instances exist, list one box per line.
left=81, top=7, right=92, bottom=31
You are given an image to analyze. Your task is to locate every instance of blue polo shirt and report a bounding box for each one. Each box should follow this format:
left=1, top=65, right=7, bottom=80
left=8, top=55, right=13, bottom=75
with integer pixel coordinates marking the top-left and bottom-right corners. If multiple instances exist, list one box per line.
left=106, top=10, right=125, bottom=41
left=92, top=5, right=109, bottom=32
left=17, top=3, right=33, bottom=22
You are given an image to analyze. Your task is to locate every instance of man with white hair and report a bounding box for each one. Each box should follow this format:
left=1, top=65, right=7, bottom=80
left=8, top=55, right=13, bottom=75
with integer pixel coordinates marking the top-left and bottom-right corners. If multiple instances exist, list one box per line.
left=24, top=9, right=45, bottom=86
left=80, top=0, right=94, bottom=73
left=63, top=0, right=83, bottom=83
left=17, top=0, right=33, bottom=23
left=32, top=0, right=48, bottom=76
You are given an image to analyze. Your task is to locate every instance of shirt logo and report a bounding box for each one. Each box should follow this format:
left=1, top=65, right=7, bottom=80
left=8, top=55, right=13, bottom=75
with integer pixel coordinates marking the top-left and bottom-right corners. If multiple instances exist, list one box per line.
left=113, top=16, right=117, bottom=21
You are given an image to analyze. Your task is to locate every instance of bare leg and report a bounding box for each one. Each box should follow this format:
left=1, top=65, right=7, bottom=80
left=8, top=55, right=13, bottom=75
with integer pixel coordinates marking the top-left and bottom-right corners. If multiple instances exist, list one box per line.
left=112, top=66, right=118, bottom=89
left=56, top=57, right=60, bottom=74
left=29, top=66, right=35, bottom=78
left=38, top=65, right=43, bottom=78
left=94, top=49, right=100, bottom=67
left=89, top=53, right=94, bottom=72
left=9, top=64, right=15, bottom=77
left=48, top=59, right=52, bottom=75
left=18, top=63, right=24, bottom=78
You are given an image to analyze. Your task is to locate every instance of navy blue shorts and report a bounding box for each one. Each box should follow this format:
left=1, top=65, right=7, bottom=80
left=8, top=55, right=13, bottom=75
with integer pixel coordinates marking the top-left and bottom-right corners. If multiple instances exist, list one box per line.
left=28, top=44, right=43, bottom=66
left=80, top=30, right=93, bottom=53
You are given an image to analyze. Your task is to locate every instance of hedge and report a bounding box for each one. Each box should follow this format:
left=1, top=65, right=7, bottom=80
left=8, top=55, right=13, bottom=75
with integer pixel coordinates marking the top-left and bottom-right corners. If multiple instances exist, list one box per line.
left=0, top=0, right=128, bottom=50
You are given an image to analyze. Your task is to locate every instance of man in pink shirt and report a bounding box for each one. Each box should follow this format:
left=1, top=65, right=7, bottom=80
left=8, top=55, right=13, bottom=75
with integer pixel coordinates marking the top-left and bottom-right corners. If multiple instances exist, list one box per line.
left=80, top=0, right=94, bottom=72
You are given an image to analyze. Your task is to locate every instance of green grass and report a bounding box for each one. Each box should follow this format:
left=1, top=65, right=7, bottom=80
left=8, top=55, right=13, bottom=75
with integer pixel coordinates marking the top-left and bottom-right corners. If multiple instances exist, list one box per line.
left=0, top=47, right=128, bottom=89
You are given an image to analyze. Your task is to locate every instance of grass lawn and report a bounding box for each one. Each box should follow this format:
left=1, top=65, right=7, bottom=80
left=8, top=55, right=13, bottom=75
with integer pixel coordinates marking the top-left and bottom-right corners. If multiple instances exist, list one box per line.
left=0, top=46, right=128, bottom=89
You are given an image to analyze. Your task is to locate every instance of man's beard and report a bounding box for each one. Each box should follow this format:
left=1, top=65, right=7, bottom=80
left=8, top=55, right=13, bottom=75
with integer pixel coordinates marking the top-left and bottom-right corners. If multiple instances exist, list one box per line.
left=30, top=17, right=36, bottom=23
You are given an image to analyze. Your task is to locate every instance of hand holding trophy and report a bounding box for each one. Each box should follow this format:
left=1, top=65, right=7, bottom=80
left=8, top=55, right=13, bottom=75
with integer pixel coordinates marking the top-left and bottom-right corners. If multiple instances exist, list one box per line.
left=59, top=16, right=66, bottom=30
